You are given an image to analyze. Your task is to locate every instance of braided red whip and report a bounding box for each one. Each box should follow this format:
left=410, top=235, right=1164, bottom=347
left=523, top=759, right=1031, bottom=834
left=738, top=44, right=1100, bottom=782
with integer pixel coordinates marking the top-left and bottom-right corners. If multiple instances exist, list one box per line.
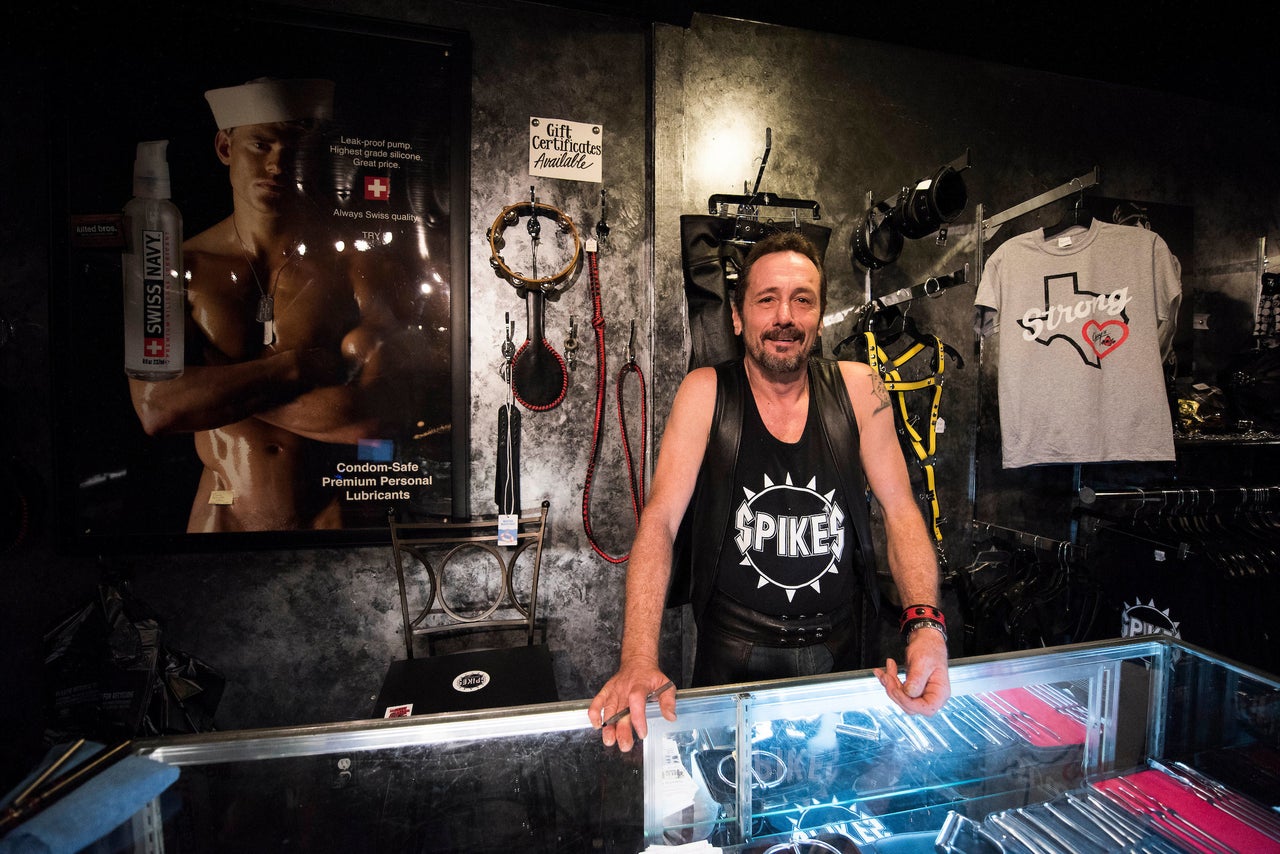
left=582, top=248, right=646, bottom=563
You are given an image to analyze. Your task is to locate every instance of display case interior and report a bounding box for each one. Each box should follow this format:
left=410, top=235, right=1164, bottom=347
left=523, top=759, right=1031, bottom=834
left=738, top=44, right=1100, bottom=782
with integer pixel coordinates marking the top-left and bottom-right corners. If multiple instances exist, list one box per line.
left=98, top=638, right=1278, bottom=853
left=643, top=637, right=1280, bottom=852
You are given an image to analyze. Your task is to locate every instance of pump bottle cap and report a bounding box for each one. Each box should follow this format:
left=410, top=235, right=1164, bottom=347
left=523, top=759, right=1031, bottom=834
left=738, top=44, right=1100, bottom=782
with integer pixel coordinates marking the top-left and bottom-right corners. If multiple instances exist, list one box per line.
left=133, top=140, right=172, bottom=199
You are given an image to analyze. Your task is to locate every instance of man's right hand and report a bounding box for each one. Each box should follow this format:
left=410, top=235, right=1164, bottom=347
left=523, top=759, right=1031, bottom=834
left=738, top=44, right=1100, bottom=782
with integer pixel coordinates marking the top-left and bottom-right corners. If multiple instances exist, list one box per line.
left=588, top=662, right=677, bottom=753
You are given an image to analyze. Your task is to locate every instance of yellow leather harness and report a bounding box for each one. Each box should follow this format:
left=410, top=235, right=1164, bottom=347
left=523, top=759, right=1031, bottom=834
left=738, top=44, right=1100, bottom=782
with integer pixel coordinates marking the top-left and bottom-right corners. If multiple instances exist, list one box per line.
left=863, top=331, right=946, bottom=544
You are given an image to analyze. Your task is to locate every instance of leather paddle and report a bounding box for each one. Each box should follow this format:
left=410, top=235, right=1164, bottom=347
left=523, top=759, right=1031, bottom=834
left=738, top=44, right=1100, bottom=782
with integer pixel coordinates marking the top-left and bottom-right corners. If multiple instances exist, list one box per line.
left=511, top=288, right=567, bottom=411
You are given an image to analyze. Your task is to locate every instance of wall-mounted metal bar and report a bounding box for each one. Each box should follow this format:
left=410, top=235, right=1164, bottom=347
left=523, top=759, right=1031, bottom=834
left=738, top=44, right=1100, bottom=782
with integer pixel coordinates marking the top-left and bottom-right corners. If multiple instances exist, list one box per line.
left=1078, top=484, right=1280, bottom=507
left=972, top=519, right=1087, bottom=560
left=872, top=264, right=970, bottom=311
left=707, top=193, right=821, bottom=218
left=1255, top=235, right=1269, bottom=334
left=980, top=166, right=1100, bottom=242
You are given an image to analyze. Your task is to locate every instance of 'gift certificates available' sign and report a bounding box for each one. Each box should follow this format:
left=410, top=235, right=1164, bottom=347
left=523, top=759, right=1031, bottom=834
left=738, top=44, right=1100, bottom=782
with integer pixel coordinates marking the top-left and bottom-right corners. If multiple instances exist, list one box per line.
left=529, top=117, right=602, bottom=183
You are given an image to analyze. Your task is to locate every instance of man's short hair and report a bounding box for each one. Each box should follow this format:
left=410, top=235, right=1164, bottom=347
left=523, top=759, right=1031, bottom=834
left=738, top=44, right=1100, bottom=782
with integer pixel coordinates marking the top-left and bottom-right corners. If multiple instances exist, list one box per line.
left=735, top=230, right=827, bottom=314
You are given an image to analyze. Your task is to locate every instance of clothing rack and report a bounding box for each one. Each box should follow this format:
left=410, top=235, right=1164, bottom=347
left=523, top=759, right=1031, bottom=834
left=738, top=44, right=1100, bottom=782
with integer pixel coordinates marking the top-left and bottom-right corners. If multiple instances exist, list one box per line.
left=1072, top=506, right=1194, bottom=560
left=973, top=167, right=1101, bottom=297
left=971, top=520, right=1088, bottom=561
left=708, top=193, right=821, bottom=220
left=1078, top=484, right=1280, bottom=507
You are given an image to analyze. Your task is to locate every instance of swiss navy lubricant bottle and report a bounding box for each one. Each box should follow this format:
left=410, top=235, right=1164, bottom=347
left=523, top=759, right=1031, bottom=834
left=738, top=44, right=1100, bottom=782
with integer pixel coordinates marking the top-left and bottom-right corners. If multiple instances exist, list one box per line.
left=122, top=140, right=184, bottom=380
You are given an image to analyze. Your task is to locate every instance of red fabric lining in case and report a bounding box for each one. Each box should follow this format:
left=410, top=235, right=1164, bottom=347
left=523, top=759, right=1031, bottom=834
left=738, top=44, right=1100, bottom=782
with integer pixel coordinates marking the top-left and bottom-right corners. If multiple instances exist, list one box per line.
left=979, top=687, right=1088, bottom=748
left=1093, top=768, right=1280, bottom=853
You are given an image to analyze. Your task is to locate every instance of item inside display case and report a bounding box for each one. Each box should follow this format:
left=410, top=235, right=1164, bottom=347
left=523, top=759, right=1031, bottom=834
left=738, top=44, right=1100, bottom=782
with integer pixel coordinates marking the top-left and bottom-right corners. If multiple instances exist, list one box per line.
left=642, top=639, right=1280, bottom=852
left=654, top=685, right=1095, bottom=849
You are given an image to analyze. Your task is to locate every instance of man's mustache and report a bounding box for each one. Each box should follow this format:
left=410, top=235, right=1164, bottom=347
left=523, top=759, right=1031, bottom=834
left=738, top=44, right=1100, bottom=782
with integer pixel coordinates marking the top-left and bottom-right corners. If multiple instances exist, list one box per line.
left=763, top=328, right=804, bottom=342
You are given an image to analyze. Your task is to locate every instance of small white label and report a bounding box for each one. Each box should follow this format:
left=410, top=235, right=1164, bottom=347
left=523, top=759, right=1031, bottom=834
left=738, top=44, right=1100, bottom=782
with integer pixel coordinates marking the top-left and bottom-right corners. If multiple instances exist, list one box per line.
left=1153, top=550, right=1166, bottom=562
left=497, top=513, right=518, bottom=546
left=935, top=417, right=947, bottom=434
left=453, top=670, right=490, bottom=693
left=1057, top=236, right=1074, bottom=248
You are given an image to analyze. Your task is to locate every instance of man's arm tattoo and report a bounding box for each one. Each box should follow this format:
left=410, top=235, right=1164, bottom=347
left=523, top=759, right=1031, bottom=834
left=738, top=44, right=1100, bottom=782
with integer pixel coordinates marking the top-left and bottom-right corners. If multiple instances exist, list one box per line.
left=871, top=374, right=892, bottom=415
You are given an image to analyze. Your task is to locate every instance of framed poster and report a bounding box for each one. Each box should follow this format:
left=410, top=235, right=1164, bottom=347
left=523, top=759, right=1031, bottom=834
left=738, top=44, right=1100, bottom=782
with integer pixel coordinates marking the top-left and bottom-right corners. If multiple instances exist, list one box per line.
left=49, top=3, right=471, bottom=553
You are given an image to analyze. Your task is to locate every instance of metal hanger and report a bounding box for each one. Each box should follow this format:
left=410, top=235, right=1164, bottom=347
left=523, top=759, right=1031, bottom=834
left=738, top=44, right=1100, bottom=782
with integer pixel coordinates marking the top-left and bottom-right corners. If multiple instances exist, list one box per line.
left=707, top=128, right=821, bottom=221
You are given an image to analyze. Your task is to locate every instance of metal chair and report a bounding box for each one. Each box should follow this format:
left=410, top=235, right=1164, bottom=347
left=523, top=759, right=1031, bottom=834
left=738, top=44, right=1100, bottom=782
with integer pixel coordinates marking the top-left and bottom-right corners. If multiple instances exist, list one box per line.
left=373, top=501, right=557, bottom=717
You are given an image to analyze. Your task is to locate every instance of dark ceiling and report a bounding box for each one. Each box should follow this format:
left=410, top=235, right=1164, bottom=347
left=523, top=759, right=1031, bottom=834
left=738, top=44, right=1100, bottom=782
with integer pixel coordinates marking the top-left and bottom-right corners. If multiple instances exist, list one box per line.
left=535, top=0, right=1271, bottom=110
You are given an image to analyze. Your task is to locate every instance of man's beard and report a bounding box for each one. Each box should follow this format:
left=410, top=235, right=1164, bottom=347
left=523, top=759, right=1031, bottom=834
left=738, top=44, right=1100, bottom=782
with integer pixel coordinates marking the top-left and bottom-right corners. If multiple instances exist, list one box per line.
left=746, top=329, right=809, bottom=375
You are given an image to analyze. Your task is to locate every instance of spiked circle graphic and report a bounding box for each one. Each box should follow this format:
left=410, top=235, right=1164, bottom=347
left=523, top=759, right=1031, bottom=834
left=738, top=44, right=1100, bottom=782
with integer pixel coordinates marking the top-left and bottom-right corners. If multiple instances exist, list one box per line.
left=1121, top=598, right=1181, bottom=639
left=733, top=473, right=845, bottom=602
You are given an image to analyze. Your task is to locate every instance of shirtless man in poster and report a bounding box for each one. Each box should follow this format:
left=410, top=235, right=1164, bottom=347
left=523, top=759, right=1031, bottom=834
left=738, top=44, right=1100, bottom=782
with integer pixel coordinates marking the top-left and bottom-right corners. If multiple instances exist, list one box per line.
left=129, top=79, right=449, bottom=532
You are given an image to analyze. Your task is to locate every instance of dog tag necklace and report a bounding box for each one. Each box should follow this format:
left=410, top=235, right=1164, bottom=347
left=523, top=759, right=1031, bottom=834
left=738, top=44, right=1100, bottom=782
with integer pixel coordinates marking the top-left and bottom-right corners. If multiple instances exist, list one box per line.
left=233, top=219, right=301, bottom=347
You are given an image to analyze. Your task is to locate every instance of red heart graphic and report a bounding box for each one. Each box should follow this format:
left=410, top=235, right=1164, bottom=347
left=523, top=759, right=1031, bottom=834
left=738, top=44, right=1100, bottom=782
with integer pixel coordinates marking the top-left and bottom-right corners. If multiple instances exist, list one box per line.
left=1083, top=319, right=1129, bottom=358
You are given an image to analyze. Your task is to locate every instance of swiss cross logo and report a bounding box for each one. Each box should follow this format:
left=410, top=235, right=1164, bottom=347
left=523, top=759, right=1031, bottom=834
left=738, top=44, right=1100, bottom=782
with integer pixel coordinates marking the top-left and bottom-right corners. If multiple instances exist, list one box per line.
left=364, top=176, right=390, bottom=201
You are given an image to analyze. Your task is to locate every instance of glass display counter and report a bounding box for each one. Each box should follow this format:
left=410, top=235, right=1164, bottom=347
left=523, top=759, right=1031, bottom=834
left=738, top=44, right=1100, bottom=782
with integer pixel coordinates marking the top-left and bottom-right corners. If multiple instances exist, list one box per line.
left=643, top=637, right=1280, bottom=852
left=128, top=704, right=644, bottom=852
left=111, top=637, right=1277, bottom=852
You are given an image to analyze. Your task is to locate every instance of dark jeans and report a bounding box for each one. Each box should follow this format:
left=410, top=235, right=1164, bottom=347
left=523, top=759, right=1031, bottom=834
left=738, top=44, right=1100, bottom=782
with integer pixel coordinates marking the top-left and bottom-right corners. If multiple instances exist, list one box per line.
left=691, top=594, right=861, bottom=688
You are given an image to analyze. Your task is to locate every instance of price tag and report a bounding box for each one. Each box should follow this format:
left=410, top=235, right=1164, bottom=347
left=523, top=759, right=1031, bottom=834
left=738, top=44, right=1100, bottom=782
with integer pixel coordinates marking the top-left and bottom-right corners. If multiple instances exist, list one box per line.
left=497, top=513, right=518, bottom=546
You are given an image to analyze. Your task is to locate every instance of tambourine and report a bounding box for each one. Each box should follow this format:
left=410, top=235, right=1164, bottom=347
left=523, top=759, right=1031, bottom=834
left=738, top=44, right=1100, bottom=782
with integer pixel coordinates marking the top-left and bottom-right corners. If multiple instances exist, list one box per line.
left=487, top=201, right=582, bottom=292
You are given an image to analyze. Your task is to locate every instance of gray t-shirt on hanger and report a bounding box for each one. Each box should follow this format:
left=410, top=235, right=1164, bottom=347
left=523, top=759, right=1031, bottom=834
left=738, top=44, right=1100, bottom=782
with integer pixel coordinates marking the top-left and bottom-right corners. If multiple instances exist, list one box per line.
left=975, top=219, right=1181, bottom=468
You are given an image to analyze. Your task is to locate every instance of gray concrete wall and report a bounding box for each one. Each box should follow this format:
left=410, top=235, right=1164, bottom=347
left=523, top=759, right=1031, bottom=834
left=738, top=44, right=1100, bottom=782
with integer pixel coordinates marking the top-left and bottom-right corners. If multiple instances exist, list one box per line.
left=2, top=0, right=1277, bottom=790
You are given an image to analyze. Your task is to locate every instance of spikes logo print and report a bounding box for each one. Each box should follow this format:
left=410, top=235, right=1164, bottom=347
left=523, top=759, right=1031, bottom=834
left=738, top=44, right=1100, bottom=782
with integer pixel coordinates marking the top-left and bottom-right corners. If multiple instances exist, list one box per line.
left=734, top=472, right=845, bottom=602
left=1121, top=598, right=1181, bottom=639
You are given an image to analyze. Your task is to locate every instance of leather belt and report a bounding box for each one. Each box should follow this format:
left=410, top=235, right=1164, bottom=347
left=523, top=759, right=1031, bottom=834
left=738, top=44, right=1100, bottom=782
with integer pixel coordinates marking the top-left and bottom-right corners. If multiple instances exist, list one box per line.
left=702, top=593, right=852, bottom=648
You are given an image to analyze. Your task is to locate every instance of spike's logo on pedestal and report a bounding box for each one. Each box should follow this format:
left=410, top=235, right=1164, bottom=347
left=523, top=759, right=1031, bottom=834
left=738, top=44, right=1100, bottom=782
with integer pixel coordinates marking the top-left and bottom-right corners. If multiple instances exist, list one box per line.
left=1121, top=599, right=1181, bottom=639
left=734, top=473, right=845, bottom=603
left=452, top=670, right=490, bottom=693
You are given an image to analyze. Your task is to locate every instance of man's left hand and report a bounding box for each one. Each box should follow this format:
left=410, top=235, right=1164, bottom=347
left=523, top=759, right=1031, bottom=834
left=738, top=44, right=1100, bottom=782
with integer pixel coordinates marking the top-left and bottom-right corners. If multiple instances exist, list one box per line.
left=874, top=627, right=950, bottom=715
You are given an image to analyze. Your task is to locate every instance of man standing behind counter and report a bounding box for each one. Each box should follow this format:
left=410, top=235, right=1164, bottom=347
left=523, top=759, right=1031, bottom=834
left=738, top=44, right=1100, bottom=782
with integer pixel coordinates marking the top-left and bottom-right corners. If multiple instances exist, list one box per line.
left=129, top=78, right=448, bottom=532
left=589, top=231, right=950, bottom=751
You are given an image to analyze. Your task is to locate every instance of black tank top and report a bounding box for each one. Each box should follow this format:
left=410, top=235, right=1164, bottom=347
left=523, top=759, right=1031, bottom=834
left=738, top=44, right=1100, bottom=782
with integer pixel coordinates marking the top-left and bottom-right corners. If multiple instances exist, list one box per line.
left=714, top=380, right=855, bottom=616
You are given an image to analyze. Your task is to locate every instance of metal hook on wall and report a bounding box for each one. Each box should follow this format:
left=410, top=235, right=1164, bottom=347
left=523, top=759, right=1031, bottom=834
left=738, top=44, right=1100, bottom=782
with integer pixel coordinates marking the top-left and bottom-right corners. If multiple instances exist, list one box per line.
left=748, top=127, right=773, bottom=200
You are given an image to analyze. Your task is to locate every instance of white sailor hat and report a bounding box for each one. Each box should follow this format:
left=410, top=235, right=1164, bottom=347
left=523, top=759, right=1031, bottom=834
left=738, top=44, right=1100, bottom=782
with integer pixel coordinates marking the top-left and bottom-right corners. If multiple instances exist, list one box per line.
left=204, top=78, right=334, bottom=130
